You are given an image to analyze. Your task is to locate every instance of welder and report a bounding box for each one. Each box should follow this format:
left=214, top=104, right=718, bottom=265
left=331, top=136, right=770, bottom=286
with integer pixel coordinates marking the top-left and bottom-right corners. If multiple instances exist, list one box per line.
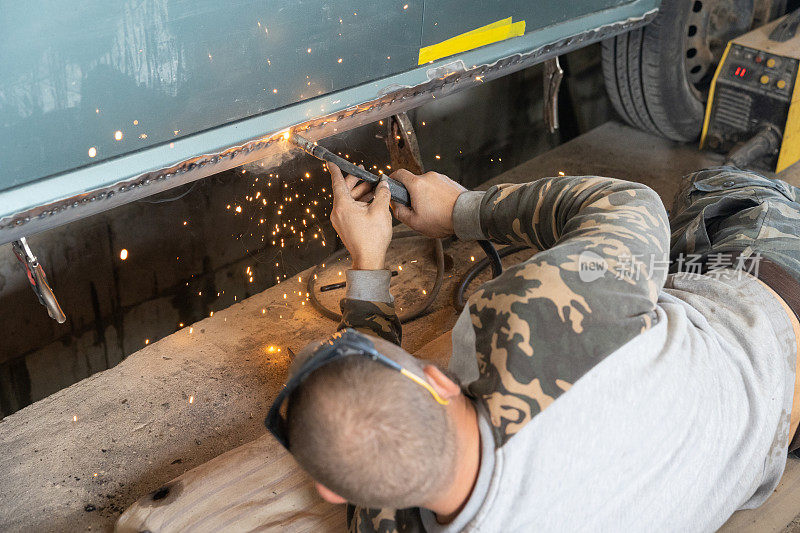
left=267, top=164, right=800, bottom=531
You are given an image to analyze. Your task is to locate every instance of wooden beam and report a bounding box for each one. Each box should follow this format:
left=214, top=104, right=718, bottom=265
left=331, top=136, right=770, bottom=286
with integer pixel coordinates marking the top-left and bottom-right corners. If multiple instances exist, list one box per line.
left=116, top=435, right=343, bottom=532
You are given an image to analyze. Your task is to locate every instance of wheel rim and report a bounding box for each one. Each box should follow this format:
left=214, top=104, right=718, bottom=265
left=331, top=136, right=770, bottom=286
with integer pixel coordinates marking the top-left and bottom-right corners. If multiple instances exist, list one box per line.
left=683, top=0, right=756, bottom=100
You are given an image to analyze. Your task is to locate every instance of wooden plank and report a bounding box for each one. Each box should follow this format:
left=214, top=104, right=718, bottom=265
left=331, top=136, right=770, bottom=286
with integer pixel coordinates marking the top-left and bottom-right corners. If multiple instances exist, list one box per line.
left=116, top=435, right=344, bottom=532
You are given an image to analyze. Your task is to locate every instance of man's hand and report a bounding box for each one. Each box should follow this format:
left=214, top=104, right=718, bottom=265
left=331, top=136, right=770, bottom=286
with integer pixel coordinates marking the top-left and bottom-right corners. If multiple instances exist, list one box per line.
left=390, top=170, right=466, bottom=238
left=329, top=163, right=393, bottom=270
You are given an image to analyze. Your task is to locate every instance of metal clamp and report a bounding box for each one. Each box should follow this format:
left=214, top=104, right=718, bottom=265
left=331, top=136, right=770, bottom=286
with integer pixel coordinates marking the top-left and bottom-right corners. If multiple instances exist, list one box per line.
left=543, top=57, right=564, bottom=134
left=385, top=112, right=424, bottom=175
left=12, top=237, right=66, bottom=323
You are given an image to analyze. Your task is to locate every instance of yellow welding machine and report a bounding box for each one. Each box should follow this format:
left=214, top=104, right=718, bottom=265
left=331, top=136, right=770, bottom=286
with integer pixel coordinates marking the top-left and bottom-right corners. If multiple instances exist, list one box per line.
left=701, top=11, right=800, bottom=172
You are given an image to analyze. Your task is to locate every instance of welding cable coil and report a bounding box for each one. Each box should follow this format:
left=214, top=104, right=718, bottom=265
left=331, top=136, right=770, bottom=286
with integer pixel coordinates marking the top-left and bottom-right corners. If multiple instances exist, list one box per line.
left=309, top=234, right=505, bottom=321
left=308, top=231, right=445, bottom=323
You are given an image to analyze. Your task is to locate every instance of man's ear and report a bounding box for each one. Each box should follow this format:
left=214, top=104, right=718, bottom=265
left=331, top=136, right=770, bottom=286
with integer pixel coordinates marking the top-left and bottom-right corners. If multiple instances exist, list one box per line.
left=315, top=482, right=347, bottom=504
left=423, top=365, right=461, bottom=399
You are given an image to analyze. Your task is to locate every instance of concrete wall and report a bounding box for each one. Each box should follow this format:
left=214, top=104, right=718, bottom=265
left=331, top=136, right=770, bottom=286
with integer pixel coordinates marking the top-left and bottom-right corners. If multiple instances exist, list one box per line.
left=0, top=44, right=612, bottom=416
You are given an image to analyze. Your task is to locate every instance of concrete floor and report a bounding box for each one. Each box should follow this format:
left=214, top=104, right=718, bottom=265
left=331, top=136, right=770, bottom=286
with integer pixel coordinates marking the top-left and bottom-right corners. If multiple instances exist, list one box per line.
left=2, top=121, right=799, bottom=532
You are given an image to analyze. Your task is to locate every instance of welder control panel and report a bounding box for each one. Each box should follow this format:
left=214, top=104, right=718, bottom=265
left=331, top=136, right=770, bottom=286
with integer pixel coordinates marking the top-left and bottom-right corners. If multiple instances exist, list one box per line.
left=705, top=44, right=798, bottom=157
left=724, top=45, right=796, bottom=96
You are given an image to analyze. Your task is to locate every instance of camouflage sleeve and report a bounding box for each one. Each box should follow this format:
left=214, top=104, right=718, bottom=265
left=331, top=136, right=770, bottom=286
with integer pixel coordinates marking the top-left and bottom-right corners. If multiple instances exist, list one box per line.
left=478, top=177, right=667, bottom=253
left=465, top=177, right=671, bottom=444
left=347, top=504, right=424, bottom=533
left=338, top=298, right=402, bottom=345
left=337, top=269, right=402, bottom=344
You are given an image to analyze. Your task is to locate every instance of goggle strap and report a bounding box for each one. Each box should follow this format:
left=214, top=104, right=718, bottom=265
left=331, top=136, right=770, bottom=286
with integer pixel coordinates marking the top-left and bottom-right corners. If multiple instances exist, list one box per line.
left=400, top=368, right=450, bottom=406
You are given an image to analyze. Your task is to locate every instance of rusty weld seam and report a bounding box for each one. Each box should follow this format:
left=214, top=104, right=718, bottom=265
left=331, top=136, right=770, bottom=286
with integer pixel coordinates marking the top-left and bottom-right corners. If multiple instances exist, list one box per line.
left=0, top=9, right=656, bottom=234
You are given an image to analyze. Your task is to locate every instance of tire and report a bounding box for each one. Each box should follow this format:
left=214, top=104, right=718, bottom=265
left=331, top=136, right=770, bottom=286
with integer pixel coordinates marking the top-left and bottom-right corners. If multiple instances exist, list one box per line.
left=602, top=0, right=785, bottom=142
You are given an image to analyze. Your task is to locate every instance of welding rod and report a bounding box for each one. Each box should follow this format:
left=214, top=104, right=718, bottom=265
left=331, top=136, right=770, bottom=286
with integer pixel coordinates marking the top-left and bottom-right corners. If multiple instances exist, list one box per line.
left=288, top=133, right=411, bottom=207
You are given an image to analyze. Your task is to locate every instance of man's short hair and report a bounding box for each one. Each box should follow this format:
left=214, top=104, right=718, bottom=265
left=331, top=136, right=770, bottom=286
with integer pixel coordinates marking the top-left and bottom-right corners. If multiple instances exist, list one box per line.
left=286, top=353, right=455, bottom=509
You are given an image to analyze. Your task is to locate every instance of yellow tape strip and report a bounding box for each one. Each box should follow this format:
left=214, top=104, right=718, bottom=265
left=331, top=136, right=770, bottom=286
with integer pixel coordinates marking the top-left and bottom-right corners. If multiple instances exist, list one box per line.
left=777, top=69, right=800, bottom=172
left=418, top=17, right=526, bottom=65
left=700, top=42, right=731, bottom=150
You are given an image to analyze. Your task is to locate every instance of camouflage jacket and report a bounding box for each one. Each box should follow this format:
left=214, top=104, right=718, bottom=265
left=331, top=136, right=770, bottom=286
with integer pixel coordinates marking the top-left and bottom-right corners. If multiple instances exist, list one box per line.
left=340, top=176, right=671, bottom=532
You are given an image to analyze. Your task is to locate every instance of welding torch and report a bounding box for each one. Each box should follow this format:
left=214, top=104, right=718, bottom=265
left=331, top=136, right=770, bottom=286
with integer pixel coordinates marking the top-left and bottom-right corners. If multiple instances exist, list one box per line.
left=287, top=131, right=503, bottom=280
left=287, top=133, right=411, bottom=207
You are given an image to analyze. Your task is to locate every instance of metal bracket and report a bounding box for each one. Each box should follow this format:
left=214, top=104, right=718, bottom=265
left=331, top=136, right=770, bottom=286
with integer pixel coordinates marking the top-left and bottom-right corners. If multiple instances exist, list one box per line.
left=385, top=112, right=425, bottom=175
left=543, top=57, right=564, bottom=134
left=12, top=237, right=66, bottom=323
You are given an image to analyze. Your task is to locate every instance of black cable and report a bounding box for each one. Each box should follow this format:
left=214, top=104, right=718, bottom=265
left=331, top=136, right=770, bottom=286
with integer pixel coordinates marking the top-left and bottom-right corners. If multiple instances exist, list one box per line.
left=769, top=7, right=800, bottom=41
left=725, top=125, right=782, bottom=169
left=453, top=245, right=527, bottom=312
left=478, top=239, right=503, bottom=278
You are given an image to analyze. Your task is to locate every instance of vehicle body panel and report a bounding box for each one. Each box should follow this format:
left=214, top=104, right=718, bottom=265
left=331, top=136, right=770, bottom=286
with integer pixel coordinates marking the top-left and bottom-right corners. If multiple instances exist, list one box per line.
left=0, top=0, right=660, bottom=244
left=1, top=1, right=424, bottom=192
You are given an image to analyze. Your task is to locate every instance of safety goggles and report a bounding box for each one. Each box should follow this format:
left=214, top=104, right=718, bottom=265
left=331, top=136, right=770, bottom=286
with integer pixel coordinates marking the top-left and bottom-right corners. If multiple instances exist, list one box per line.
left=265, top=328, right=449, bottom=449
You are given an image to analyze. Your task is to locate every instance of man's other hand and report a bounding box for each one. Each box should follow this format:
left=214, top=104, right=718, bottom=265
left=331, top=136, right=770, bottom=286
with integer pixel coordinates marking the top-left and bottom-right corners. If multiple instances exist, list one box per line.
left=390, top=170, right=466, bottom=238
left=329, top=163, right=392, bottom=270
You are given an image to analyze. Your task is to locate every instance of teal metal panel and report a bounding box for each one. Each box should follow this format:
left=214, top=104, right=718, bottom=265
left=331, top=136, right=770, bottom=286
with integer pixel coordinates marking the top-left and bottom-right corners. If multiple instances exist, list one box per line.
left=0, top=0, right=423, bottom=192
left=422, top=0, right=638, bottom=46
left=0, top=0, right=660, bottom=243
